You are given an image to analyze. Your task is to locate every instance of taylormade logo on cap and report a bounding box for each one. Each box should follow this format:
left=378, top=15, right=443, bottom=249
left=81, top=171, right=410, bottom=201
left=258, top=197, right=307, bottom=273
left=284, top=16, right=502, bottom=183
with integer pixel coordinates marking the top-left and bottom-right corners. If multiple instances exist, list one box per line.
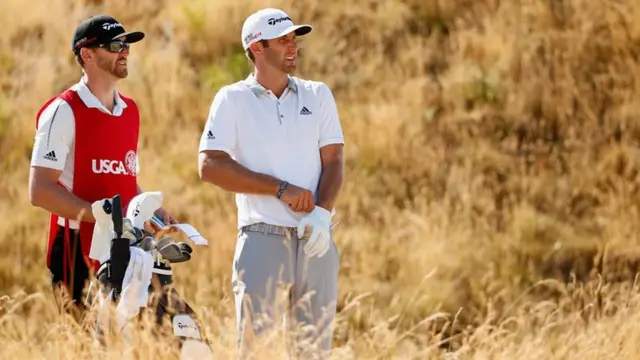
left=267, top=16, right=291, bottom=25
left=241, top=8, right=313, bottom=50
left=102, top=22, right=123, bottom=31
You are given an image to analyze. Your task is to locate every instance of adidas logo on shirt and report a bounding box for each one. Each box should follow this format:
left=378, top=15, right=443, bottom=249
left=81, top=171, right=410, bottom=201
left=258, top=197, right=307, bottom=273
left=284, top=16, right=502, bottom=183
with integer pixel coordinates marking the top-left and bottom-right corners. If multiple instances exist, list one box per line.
left=300, top=107, right=312, bottom=115
left=43, top=150, right=57, bottom=162
left=206, top=130, right=215, bottom=139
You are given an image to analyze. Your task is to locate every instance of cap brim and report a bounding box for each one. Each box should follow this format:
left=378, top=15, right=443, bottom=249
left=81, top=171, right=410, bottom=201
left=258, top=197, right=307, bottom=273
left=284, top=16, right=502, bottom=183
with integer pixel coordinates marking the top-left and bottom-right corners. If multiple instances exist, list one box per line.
left=111, top=31, right=145, bottom=43
left=272, top=24, right=313, bottom=39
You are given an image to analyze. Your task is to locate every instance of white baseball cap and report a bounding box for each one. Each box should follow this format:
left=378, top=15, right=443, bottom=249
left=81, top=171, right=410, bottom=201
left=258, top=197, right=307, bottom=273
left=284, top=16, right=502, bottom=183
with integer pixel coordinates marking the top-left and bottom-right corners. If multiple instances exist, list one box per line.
left=241, top=8, right=312, bottom=50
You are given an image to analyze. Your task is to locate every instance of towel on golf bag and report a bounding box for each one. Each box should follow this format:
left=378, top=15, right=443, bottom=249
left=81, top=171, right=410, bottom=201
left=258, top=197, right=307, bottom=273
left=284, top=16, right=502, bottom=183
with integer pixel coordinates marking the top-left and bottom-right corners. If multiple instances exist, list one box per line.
left=115, top=246, right=154, bottom=330
left=95, top=246, right=154, bottom=333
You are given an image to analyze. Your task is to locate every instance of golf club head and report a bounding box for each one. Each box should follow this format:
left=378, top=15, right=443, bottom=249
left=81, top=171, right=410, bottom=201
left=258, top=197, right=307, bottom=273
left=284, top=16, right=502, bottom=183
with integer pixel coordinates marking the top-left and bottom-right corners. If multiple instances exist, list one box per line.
left=156, top=237, right=193, bottom=263
left=138, top=236, right=157, bottom=252
left=122, top=218, right=157, bottom=251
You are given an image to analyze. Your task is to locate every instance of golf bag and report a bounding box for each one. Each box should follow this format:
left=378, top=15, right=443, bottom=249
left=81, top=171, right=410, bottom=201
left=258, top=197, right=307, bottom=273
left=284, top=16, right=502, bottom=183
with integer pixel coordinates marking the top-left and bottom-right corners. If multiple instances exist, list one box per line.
left=89, top=193, right=213, bottom=358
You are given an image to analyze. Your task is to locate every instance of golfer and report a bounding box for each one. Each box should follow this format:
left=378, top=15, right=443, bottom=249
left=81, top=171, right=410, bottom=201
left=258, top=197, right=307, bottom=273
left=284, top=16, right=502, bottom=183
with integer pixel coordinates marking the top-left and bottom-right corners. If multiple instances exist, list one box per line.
left=29, top=14, right=174, bottom=319
left=198, top=7, right=345, bottom=359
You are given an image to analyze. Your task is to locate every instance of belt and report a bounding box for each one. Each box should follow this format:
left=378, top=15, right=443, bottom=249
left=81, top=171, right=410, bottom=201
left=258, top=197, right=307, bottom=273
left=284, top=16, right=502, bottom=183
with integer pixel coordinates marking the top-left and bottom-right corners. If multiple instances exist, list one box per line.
left=241, top=222, right=296, bottom=237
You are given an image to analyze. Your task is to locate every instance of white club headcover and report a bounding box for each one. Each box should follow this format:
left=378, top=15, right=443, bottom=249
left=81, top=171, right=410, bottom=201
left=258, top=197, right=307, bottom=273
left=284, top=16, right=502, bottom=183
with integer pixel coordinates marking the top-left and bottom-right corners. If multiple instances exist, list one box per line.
left=126, top=191, right=164, bottom=230
left=89, top=198, right=117, bottom=264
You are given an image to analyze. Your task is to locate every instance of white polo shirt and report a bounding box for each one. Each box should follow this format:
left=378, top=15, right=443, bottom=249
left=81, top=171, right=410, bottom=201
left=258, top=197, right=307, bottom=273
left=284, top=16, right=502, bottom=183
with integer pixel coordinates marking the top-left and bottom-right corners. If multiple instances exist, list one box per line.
left=31, top=74, right=139, bottom=229
left=199, top=74, right=344, bottom=229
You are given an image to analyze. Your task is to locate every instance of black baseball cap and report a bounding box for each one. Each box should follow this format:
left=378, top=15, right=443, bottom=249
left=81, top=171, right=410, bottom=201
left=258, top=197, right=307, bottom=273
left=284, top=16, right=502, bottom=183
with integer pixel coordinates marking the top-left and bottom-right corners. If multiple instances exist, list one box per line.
left=72, top=15, right=145, bottom=54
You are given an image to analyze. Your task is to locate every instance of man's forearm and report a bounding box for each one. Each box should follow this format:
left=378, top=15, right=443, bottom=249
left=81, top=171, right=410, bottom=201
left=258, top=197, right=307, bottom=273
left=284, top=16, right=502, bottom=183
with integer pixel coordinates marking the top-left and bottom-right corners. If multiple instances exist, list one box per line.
left=316, top=161, right=344, bottom=211
left=200, top=154, right=282, bottom=196
left=31, top=184, right=95, bottom=223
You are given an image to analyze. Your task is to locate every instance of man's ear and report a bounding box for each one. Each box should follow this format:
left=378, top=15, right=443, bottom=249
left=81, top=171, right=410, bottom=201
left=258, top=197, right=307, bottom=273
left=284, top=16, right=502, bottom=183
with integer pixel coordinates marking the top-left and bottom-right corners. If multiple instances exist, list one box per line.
left=80, top=47, right=94, bottom=64
left=249, top=41, right=264, bottom=57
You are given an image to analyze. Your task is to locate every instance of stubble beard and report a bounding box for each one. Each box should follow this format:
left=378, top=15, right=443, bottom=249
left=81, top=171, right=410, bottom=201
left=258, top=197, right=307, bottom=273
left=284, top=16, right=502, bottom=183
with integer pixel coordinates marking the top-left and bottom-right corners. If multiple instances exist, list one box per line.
left=97, top=56, right=128, bottom=79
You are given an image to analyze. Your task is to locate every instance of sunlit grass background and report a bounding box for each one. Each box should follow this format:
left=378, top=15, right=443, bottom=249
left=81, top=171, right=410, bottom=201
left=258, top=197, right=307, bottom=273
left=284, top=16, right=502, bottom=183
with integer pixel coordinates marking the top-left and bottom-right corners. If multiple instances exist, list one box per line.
left=3, top=0, right=640, bottom=358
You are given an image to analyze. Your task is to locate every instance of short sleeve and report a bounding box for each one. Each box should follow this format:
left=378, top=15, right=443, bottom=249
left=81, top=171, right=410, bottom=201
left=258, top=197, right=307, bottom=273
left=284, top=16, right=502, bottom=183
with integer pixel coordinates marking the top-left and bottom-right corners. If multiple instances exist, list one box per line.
left=30, top=98, right=74, bottom=171
left=318, top=84, right=345, bottom=148
left=198, top=87, right=237, bottom=157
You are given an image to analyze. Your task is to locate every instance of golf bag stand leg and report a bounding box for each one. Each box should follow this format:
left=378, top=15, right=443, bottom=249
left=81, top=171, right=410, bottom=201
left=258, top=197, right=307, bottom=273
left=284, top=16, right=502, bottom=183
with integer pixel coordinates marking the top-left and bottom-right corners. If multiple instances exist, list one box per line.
left=149, top=267, right=213, bottom=358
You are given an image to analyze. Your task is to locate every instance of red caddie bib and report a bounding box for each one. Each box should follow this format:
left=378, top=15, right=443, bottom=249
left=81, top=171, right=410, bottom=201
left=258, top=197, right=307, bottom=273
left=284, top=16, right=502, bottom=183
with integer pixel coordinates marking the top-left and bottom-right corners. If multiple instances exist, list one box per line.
left=36, top=88, right=139, bottom=279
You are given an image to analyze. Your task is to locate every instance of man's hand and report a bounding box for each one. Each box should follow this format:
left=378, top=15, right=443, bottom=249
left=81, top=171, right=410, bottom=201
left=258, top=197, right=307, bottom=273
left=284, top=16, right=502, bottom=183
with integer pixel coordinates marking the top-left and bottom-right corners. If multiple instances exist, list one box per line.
left=155, top=207, right=177, bottom=225
left=144, top=207, right=179, bottom=234
left=297, top=206, right=333, bottom=258
left=280, top=184, right=315, bottom=213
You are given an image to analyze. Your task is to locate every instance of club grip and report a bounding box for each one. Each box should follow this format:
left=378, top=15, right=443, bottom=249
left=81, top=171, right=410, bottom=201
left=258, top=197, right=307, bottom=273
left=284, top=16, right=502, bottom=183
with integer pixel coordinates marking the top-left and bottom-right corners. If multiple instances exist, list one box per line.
left=112, top=195, right=123, bottom=237
left=108, top=194, right=128, bottom=300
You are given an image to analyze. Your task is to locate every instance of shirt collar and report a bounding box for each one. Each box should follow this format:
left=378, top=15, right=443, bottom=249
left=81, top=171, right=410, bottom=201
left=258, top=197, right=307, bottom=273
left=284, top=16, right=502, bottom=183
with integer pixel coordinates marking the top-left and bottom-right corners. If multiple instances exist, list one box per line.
left=244, top=73, right=297, bottom=97
left=73, top=74, right=128, bottom=113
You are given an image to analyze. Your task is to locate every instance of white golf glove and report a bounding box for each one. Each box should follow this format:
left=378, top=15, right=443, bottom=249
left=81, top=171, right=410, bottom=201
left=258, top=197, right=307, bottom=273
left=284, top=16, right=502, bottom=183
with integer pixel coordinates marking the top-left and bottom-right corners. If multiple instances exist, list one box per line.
left=297, top=206, right=333, bottom=258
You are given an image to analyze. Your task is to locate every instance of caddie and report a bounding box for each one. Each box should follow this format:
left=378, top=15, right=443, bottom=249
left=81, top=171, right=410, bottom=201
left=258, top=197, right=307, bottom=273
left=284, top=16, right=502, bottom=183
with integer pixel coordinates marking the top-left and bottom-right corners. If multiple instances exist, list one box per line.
left=28, top=14, right=176, bottom=319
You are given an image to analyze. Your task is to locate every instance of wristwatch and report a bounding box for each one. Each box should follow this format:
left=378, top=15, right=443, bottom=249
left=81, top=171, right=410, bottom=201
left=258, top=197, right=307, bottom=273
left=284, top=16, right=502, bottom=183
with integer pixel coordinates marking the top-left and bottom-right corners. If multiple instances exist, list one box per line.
left=276, top=181, right=289, bottom=199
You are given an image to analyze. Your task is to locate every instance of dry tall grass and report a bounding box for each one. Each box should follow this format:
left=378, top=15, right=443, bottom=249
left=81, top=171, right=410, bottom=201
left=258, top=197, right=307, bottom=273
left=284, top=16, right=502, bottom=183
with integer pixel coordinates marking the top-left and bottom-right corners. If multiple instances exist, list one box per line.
left=2, top=0, right=640, bottom=358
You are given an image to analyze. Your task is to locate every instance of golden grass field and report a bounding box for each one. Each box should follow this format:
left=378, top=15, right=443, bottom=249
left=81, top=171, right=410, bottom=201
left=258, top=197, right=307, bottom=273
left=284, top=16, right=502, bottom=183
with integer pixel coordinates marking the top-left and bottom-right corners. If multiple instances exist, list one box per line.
left=3, top=0, right=640, bottom=358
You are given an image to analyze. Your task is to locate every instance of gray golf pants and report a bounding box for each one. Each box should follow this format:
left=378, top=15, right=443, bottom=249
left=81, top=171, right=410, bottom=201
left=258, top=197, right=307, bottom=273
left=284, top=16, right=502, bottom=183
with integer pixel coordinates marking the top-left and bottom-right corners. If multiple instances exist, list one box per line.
left=231, top=222, right=340, bottom=359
